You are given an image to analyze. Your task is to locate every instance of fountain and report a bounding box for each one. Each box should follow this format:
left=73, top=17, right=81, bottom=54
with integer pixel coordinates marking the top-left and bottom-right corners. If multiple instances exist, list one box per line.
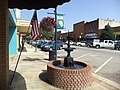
left=47, top=32, right=93, bottom=90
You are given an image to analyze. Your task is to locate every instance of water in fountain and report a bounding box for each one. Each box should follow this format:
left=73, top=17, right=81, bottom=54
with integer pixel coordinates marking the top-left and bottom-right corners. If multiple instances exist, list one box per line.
left=56, top=62, right=87, bottom=69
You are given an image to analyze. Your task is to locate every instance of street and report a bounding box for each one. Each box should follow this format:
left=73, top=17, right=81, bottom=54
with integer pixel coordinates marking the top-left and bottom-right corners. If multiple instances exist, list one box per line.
left=56, top=45, right=120, bottom=84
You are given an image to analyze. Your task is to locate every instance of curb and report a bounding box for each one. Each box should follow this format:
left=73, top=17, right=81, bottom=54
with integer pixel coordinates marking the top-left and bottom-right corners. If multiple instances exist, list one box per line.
left=92, top=73, right=120, bottom=90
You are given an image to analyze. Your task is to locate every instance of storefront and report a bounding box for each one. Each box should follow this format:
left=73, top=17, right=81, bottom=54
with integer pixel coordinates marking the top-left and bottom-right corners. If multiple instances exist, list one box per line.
left=0, top=0, right=70, bottom=89
left=84, top=33, right=99, bottom=40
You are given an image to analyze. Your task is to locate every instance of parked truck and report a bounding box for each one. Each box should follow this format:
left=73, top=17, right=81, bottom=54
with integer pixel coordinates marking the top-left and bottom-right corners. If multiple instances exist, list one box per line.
left=114, top=41, right=120, bottom=50
left=93, top=39, right=115, bottom=49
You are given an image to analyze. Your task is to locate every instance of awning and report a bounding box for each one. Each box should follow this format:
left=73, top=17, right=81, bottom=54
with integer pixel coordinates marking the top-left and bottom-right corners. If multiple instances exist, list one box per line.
left=84, top=33, right=98, bottom=38
left=8, top=0, right=70, bottom=9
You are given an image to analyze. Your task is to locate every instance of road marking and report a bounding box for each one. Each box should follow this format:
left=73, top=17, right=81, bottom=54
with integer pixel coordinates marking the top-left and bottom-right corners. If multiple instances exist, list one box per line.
left=74, top=53, right=91, bottom=60
left=89, top=54, right=98, bottom=57
left=94, top=56, right=113, bottom=73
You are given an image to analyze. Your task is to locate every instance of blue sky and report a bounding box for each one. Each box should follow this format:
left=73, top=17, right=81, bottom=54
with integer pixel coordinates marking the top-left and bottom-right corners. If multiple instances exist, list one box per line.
left=21, top=0, right=120, bottom=31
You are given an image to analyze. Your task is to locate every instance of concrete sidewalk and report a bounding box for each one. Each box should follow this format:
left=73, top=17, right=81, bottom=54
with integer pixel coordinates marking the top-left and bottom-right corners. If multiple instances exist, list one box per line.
left=9, top=44, right=120, bottom=90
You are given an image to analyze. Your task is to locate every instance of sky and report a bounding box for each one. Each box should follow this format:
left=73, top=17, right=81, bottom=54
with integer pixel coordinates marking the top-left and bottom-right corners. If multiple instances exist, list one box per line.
left=20, top=0, right=120, bottom=32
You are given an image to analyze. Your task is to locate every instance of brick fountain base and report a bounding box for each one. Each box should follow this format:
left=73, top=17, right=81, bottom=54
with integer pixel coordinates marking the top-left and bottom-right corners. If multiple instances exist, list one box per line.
left=47, top=60, right=93, bottom=90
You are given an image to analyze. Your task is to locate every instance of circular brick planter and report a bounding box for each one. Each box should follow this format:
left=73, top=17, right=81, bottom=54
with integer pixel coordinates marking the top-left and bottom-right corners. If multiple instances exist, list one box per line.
left=47, top=60, right=93, bottom=90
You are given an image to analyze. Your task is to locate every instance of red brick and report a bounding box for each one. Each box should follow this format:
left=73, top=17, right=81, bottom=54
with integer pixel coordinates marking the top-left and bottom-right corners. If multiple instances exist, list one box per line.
left=0, top=1, right=9, bottom=90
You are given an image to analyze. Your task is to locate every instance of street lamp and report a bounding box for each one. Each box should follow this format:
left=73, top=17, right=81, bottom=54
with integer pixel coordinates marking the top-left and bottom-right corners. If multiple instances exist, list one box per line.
left=79, top=33, right=83, bottom=41
left=47, top=9, right=65, bottom=60
left=47, top=7, right=57, bottom=60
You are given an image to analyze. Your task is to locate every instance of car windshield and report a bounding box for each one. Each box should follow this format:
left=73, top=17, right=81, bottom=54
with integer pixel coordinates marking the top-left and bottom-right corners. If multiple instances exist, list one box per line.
left=81, top=41, right=86, bottom=43
left=47, top=42, right=53, bottom=45
left=116, top=42, right=120, bottom=44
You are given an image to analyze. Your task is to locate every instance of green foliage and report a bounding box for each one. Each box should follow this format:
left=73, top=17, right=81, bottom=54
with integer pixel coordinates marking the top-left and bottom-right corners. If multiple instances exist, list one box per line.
left=40, top=16, right=55, bottom=39
left=116, top=35, right=120, bottom=40
left=41, top=30, right=55, bottom=40
left=100, top=24, right=115, bottom=41
left=40, top=16, right=56, bottom=32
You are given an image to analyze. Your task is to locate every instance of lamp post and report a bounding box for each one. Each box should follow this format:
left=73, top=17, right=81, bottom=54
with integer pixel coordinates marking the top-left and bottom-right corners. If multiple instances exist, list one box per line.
left=80, top=33, right=83, bottom=41
left=47, top=7, right=57, bottom=60
left=47, top=9, right=65, bottom=60
left=54, top=7, right=57, bottom=60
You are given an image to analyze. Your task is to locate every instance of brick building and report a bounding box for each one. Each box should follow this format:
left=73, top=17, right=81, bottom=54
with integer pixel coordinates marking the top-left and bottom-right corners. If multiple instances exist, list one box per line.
left=61, top=31, right=73, bottom=42
left=73, top=18, right=120, bottom=42
left=73, top=21, right=85, bottom=41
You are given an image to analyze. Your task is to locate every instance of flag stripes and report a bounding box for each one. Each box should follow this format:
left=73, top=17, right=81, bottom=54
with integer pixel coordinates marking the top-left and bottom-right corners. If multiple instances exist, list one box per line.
left=31, top=10, right=40, bottom=41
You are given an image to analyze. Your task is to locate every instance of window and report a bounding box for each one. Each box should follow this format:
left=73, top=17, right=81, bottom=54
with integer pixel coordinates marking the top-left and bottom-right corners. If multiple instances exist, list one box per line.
left=105, top=41, right=107, bottom=43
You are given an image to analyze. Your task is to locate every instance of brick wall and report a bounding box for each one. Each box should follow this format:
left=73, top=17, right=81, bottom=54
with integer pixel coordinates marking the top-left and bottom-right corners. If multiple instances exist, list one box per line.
left=73, top=21, right=85, bottom=42
left=47, top=60, right=93, bottom=90
left=0, top=1, right=9, bottom=90
left=85, top=19, right=99, bottom=34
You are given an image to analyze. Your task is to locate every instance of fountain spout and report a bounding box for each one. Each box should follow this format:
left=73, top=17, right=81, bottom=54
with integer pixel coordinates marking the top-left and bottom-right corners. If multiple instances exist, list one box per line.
left=63, top=32, right=75, bottom=67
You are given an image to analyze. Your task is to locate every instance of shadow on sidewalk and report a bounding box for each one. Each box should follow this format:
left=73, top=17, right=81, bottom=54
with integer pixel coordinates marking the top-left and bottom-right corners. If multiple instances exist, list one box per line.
left=9, top=70, right=27, bottom=90
left=18, top=47, right=27, bottom=52
left=39, top=70, right=48, bottom=83
left=23, top=57, right=49, bottom=63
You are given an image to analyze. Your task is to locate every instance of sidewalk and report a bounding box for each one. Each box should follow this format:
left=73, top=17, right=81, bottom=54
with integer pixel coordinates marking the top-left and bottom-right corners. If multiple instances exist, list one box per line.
left=9, top=44, right=120, bottom=90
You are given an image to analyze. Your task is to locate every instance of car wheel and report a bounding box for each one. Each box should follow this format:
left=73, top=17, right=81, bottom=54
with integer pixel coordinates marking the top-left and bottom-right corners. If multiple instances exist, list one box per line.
left=118, top=47, right=120, bottom=50
left=50, top=47, right=53, bottom=51
left=78, top=44, right=82, bottom=47
left=96, top=45, right=100, bottom=49
left=87, top=44, right=90, bottom=47
left=116, top=47, right=119, bottom=50
left=59, top=47, right=62, bottom=50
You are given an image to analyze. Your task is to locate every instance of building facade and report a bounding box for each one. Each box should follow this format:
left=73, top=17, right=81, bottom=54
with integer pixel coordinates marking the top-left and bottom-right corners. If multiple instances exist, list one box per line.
left=9, top=9, right=17, bottom=55
left=61, top=31, right=73, bottom=42
left=73, top=21, right=85, bottom=41
left=73, top=18, right=120, bottom=42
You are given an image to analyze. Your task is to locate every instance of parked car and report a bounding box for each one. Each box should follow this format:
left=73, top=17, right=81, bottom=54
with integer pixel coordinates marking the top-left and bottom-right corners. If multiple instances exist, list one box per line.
left=36, top=40, right=44, bottom=48
left=114, top=41, right=120, bottom=50
left=57, top=40, right=63, bottom=47
left=32, top=41, right=37, bottom=46
left=76, top=41, right=86, bottom=46
left=85, top=40, right=93, bottom=47
left=65, top=40, right=74, bottom=45
left=93, top=39, right=115, bottom=49
left=37, top=40, right=49, bottom=48
left=41, top=41, right=63, bottom=51
left=76, top=40, right=93, bottom=47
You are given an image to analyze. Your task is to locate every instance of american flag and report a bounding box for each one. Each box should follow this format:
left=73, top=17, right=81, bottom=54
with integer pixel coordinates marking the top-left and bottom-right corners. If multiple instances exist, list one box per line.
left=31, top=10, right=40, bottom=41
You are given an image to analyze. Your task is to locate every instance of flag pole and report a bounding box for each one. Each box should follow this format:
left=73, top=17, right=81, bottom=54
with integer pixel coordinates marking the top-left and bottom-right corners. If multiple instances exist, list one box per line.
left=9, top=10, right=35, bottom=86
left=9, top=36, right=25, bottom=86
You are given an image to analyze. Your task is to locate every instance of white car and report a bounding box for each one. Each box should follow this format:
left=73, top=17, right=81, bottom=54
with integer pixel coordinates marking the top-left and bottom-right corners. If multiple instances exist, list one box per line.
left=65, top=41, right=74, bottom=45
left=76, top=41, right=86, bottom=46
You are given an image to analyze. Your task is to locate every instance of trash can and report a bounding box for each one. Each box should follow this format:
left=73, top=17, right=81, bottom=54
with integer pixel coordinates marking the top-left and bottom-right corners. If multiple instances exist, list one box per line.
left=49, top=50, right=55, bottom=61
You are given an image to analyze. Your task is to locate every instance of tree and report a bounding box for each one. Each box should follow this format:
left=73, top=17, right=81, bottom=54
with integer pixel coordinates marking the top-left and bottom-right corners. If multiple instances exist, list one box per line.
left=41, top=30, right=55, bottom=40
left=100, top=24, right=115, bottom=41
left=40, top=16, right=56, bottom=39
left=116, top=35, right=120, bottom=40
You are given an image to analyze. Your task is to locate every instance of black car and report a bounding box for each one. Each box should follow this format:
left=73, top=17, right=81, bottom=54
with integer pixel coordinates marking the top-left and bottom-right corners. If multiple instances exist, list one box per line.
left=114, top=42, right=120, bottom=50
left=85, top=40, right=93, bottom=47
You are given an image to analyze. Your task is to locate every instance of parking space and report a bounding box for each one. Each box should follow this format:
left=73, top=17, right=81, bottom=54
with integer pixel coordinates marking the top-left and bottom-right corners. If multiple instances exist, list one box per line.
left=97, top=56, right=120, bottom=84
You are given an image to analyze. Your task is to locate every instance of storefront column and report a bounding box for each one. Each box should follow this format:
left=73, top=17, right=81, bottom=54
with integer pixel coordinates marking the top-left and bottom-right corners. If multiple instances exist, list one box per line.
left=0, top=0, right=9, bottom=90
